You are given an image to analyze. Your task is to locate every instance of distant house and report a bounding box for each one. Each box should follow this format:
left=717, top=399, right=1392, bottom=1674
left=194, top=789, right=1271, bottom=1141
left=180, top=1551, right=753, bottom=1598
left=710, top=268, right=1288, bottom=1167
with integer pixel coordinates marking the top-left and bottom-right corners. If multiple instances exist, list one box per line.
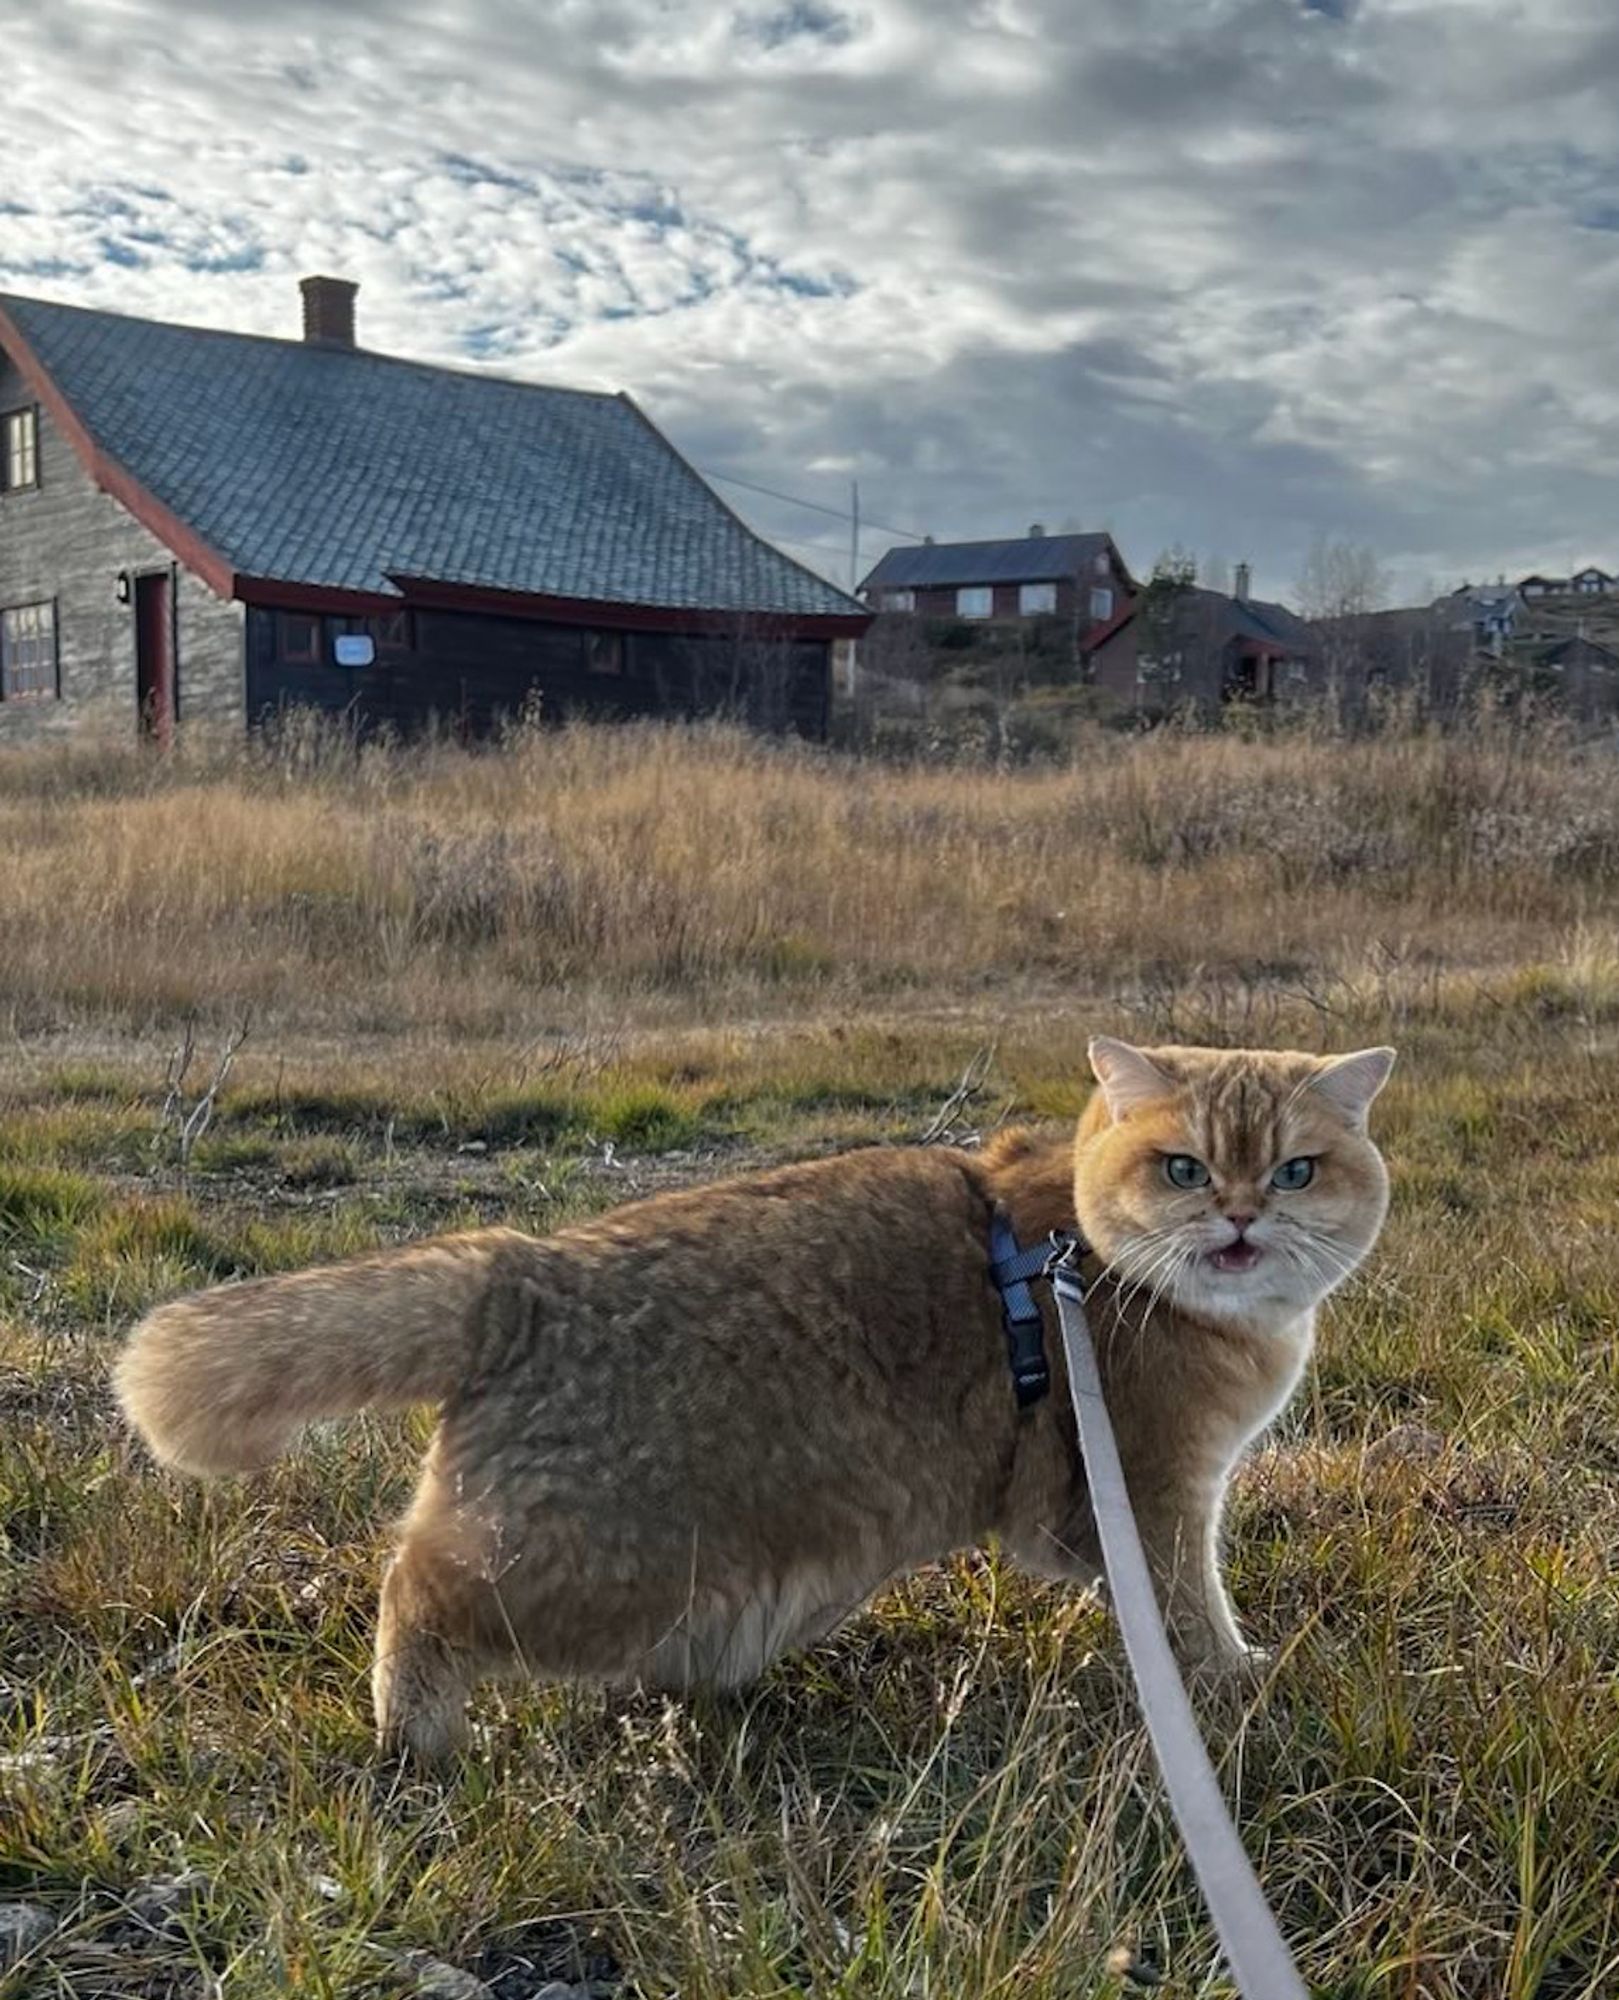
left=1518, top=568, right=1618, bottom=599
left=1533, top=634, right=1619, bottom=720
left=1314, top=605, right=1474, bottom=714
left=1082, top=565, right=1319, bottom=715
left=859, top=527, right=1134, bottom=634
left=1438, top=584, right=1521, bottom=651
left=0, top=278, right=867, bottom=744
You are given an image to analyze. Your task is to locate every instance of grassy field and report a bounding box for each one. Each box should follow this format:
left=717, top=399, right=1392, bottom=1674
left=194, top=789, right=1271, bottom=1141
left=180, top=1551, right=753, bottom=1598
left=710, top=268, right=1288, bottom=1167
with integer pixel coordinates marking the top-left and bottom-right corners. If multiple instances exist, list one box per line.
left=2, top=720, right=1618, bottom=1997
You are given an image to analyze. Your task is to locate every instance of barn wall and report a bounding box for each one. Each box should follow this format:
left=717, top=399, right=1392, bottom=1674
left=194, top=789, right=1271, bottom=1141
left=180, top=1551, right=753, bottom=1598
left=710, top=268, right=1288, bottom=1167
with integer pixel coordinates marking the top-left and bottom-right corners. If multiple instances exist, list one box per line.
left=0, top=346, right=243, bottom=741
left=245, top=606, right=831, bottom=740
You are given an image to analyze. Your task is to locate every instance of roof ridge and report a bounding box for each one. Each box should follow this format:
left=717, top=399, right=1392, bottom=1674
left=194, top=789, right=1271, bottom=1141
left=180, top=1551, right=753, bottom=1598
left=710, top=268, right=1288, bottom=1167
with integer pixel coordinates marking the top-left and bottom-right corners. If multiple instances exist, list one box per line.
left=0, top=288, right=627, bottom=406
left=1, top=288, right=866, bottom=619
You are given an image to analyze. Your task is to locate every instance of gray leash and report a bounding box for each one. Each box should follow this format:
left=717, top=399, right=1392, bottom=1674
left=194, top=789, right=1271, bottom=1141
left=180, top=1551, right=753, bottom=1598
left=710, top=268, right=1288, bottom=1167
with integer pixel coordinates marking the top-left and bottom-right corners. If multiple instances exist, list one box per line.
left=1046, top=1238, right=1309, bottom=2000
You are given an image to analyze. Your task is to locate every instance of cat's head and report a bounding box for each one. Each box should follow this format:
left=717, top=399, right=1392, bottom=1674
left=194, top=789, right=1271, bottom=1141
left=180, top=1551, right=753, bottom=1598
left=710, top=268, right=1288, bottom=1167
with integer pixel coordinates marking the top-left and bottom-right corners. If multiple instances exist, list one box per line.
left=1073, top=1038, right=1395, bottom=1330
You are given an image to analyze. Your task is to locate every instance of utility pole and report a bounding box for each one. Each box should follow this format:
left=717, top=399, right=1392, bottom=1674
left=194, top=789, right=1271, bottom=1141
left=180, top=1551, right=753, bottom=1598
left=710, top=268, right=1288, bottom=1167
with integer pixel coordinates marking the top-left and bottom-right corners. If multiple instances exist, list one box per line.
left=849, top=480, right=860, bottom=595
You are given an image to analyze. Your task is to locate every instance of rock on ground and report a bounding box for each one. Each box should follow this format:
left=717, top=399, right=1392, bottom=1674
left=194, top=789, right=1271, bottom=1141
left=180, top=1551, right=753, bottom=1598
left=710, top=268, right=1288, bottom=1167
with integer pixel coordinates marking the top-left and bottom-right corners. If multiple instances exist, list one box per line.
left=0, top=1901, right=55, bottom=1969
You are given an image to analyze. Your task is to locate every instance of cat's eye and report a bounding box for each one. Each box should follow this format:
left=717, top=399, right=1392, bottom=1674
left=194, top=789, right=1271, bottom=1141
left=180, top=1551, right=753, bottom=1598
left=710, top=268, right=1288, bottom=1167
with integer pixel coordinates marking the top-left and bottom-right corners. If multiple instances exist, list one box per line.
left=1164, top=1155, right=1211, bottom=1189
left=1271, top=1157, right=1316, bottom=1191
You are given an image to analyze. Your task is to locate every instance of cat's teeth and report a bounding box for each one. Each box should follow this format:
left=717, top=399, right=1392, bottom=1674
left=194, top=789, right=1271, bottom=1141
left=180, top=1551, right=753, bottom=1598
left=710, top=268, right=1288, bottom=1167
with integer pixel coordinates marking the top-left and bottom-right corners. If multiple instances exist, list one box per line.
left=1209, top=1242, right=1264, bottom=1273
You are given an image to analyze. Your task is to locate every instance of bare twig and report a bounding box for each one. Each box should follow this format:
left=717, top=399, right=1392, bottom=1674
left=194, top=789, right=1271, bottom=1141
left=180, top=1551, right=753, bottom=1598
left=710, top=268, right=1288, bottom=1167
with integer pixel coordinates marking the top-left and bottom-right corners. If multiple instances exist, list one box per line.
left=918, top=1043, right=998, bottom=1147
left=153, top=1012, right=252, bottom=1181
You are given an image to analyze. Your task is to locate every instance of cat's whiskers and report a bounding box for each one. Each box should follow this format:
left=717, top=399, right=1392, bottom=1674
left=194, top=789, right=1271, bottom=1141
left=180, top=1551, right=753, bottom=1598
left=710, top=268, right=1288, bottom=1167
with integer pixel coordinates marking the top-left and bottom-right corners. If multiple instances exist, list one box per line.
left=1278, top=1229, right=1361, bottom=1305
left=1105, top=1232, right=1183, bottom=1329
left=1105, top=1231, right=1198, bottom=1377
left=1105, top=1223, right=1185, bottom=1312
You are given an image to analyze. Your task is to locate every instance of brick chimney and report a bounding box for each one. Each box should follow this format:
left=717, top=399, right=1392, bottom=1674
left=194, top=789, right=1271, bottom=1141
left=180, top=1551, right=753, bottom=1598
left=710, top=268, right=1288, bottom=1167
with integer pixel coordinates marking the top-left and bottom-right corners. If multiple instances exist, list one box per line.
left=1234, top=560, right=1252, bottom=602
left=300, top=275, right=358, bottom=349
left=1029, top=523, right=1045, bottom=538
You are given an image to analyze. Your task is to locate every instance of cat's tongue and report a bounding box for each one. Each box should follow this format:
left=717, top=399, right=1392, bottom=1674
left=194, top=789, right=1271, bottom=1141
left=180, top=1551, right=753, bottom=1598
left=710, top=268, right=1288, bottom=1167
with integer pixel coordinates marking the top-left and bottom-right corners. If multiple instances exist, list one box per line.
left=1210, top=1241, right=1263, bottom=1273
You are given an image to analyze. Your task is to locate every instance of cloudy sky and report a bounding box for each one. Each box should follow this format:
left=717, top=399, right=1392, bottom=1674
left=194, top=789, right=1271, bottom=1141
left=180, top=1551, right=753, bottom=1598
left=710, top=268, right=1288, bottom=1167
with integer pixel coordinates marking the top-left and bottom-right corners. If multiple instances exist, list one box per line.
left=6, top=0, right=1619, bottom=603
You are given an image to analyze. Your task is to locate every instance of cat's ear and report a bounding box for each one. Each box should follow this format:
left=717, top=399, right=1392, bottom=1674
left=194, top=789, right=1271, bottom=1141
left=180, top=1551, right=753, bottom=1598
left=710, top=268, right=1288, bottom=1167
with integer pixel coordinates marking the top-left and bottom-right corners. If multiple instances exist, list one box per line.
left=1308, top=1047, right=1396, bottom=1126
left=1088, top=1036, right=1174, bottom=1120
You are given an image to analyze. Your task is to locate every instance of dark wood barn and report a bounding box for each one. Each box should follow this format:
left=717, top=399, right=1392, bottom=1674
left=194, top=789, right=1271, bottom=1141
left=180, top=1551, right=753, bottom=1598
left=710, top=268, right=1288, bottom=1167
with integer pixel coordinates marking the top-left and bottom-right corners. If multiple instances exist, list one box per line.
left=0, top=278, right=867, bottom=744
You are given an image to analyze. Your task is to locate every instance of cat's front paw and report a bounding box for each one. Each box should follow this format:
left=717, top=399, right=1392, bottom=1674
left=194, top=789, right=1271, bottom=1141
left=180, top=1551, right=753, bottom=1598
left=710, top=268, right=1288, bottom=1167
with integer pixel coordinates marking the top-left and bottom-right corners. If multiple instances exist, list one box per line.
left=1179, top=1640, right=1273, bottom=1684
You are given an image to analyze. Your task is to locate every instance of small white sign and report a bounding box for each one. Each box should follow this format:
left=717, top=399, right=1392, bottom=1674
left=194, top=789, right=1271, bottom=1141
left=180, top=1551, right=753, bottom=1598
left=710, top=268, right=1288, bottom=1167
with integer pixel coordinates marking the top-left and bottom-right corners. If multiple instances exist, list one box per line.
left=335, top=634, right=376, bottom=667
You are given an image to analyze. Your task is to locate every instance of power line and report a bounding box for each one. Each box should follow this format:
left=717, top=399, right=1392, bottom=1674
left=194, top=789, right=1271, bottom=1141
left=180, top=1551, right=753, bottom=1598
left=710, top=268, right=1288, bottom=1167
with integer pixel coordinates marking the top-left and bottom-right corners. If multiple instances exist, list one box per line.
left=770, top=531, right=857, bottom=560
left=702, top=466, right=929, bottom=543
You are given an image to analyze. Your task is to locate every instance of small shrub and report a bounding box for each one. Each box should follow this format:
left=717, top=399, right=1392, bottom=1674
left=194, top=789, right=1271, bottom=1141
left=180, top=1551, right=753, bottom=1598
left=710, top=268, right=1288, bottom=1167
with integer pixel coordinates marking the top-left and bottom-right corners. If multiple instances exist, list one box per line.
left=588, top=1084, right=703, bottom=1152
left=0, top=1163, right=103, bottom=1245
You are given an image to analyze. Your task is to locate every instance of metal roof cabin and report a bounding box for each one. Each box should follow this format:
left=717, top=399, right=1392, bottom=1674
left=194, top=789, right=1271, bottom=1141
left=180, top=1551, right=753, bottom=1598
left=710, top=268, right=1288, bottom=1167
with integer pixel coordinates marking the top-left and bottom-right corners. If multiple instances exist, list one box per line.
left=859, top=526, right=1134, bottom=633
left=0, top=279, right=867, bottom=742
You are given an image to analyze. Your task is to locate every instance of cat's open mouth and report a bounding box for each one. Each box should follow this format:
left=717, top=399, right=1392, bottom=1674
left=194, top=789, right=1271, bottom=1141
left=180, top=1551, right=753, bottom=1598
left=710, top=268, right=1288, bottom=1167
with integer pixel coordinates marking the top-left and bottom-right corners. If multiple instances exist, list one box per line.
left=1208, top=1241, right=1264, bottom=1273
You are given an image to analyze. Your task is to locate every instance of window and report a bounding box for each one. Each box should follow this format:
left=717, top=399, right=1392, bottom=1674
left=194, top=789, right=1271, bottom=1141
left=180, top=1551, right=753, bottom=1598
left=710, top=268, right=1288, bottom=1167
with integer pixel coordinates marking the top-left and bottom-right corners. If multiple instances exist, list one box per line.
left=956, top=586, right=993, bottom=619
left=1089, top=586, right=1114, bottom=621
left=586, top=631, right=624, bottom=675
left=279, top=612, right=320, bottom=664
left=882, top=588, right=916, bottom=612
left=1094, top=552, right=1110, bottom=577
left=2, top=408, right=39, bottom=492
left=1019, top=582, right=1057, bottom=615
left=372, top=609, right=414, bottom=655
left=1, top=601, right=58, bottom=700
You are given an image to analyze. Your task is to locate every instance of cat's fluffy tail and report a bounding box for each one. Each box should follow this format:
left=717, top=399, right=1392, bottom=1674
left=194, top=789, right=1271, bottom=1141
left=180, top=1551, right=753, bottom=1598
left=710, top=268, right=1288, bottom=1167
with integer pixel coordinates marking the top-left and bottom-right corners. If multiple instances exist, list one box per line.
left=115, top=1228, right=531, bottom=1477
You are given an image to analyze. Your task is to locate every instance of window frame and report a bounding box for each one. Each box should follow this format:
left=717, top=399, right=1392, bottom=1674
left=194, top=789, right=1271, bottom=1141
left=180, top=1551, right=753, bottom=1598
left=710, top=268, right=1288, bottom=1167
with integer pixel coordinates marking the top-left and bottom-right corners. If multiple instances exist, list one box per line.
left=279, top=611, right=321, bottom=665
left=586, top=630, right=625, bottom=676
left=1018, top=582, right=1057, bottom=616
left=371, top=609, right=414, bottom=656
left=882, top=588, right=916, bottom=613
left=0, top=598, right=60, bottom=701
left=2, top=407, right=40, bottom=494
left=956, top=586, right=993, bottom=620
left=1089, top=586, right=1114, bottom=621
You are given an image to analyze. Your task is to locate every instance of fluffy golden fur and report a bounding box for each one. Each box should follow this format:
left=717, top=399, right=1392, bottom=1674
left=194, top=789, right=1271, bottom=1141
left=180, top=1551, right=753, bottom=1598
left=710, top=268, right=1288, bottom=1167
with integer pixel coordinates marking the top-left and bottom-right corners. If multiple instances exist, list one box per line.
left=115, top=1038, right=1394, bottom=1761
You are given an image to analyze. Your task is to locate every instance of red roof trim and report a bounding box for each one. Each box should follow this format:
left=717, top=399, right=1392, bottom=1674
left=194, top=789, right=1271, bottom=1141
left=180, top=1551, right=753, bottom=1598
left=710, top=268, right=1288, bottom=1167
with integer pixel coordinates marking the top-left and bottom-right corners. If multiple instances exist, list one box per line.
left=386, top=574, right=870, bottom=638
left=1079, top=600, right=1138, bottom=652
left=235, top=576, right=406, bottom=616
left=0, top=299, right=238, bottom=599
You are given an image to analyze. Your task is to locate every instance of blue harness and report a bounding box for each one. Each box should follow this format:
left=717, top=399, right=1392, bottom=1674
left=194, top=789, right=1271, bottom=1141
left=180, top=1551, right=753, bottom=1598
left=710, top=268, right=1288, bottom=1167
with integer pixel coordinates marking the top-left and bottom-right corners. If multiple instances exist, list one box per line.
left=989, top=1206, right=1065, bottom=1409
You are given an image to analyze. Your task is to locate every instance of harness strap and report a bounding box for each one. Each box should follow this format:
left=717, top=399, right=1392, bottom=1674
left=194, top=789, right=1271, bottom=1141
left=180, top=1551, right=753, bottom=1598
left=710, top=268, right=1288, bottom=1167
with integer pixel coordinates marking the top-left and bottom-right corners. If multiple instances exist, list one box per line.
left=1046, top=1234, right=1309, bottom=2000
left=989, top=1207, right=1053, bottom=1408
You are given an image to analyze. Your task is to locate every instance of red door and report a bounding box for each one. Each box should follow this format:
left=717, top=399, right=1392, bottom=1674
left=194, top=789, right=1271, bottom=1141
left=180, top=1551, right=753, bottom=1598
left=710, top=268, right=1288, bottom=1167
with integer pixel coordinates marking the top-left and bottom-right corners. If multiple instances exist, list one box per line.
left=135, top=571, right=175, bottom=743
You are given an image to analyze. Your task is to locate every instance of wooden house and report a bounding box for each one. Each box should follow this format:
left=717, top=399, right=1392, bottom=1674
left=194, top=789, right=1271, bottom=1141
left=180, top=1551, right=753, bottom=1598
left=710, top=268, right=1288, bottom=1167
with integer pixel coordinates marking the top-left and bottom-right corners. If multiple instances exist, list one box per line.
left=858, top=527, right=1133, bottom=634
left=1082, top=566, right=1320, bottom=716
left=0, top=278, right=867, bottom=743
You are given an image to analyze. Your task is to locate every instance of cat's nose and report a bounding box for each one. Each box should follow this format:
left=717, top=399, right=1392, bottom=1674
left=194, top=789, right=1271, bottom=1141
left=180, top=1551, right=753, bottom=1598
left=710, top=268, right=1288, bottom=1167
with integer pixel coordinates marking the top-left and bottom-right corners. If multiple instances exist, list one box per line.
left=1225, top=1213, right=1257, bottom=1234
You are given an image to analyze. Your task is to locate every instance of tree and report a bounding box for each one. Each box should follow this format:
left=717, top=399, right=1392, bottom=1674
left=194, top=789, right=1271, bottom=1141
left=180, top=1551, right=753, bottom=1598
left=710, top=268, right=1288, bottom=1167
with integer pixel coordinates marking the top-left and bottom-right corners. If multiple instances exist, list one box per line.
left=1134, top=547, right=1200, bottom=716
left=1295, top=534, right=1388, bottom=622
left=1296, top=535, right=1391, bottom=722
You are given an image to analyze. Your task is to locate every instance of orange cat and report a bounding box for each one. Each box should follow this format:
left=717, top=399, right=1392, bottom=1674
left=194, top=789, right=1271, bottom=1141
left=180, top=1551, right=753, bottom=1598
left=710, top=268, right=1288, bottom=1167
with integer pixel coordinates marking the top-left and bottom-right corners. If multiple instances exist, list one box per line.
left=115, top=1038, right=1394, bottom=1761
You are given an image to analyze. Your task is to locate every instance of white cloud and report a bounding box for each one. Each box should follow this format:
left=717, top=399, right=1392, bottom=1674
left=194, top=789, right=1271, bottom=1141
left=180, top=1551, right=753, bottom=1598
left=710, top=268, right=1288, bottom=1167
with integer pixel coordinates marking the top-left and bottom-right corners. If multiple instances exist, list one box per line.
left=3, top=0, right=1619, bottom=597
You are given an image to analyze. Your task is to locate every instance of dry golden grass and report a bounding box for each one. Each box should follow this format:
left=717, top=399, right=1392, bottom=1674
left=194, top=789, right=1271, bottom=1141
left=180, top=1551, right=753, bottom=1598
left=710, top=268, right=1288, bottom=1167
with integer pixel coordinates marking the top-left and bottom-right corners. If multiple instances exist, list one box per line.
left=0, top=715, right=1615, bottom=1037
left=2, top=719, right=1619, bottom=1997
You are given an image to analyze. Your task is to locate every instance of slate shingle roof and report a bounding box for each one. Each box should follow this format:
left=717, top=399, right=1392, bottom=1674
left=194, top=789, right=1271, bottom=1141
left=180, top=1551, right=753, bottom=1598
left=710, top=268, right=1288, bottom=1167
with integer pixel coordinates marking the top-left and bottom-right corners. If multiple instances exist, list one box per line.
left=0, top=293, right=862, bottom=619
left=861, top=532, right=1114, bottom=592
left=1223, top=592, right=1317, bottom=652
left=1087, top=585, right=1319, bottom=657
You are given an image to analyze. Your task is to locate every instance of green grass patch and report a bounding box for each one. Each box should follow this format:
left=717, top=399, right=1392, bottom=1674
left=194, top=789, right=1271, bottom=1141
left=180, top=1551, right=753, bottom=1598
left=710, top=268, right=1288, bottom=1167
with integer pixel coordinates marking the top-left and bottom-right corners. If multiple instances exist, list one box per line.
left=4, top=1002, right=1619, bottom=1998
left=0, top=1162, right=103, bottom=1248
left=585, top=1082, right=706, bottom=1152
left=57, top=1196, right=243, bottom=1322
